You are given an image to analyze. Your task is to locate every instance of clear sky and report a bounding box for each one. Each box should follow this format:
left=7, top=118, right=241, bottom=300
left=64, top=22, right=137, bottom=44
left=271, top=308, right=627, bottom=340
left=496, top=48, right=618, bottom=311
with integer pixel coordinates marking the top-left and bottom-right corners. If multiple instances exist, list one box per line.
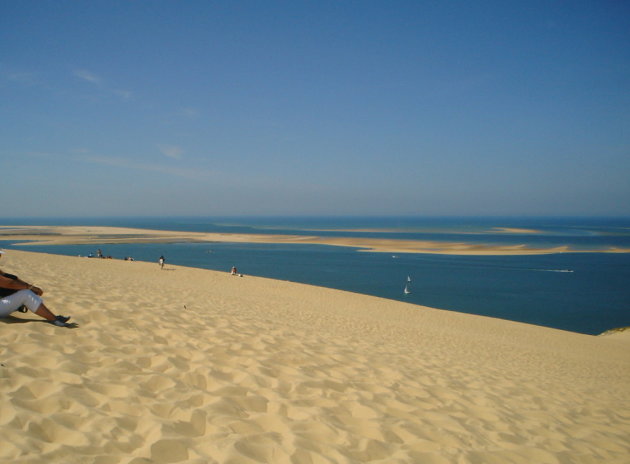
left=1, top=0, right=629, bottom=218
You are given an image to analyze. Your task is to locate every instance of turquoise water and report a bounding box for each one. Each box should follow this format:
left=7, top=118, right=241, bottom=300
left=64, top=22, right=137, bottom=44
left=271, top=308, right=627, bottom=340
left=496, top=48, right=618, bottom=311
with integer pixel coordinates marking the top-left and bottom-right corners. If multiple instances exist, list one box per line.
left=2, top=216, right=629, bottom=334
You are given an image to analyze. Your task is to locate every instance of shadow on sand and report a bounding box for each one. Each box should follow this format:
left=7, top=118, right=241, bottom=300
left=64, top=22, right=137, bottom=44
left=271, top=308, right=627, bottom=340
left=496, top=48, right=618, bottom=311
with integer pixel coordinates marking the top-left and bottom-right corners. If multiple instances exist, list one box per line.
left=0, top=315, right=79, bottom=328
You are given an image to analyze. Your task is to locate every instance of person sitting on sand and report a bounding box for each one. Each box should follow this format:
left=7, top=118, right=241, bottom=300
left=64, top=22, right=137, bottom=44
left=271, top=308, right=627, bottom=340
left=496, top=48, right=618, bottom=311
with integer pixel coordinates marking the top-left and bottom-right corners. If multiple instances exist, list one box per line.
left=0, top=250, right=73, bottom=327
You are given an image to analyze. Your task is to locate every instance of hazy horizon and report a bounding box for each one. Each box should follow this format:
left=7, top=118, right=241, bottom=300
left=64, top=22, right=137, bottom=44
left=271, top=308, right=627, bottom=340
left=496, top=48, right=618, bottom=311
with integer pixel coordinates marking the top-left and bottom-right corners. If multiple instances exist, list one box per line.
left=2, top=214, right=629, bottom=222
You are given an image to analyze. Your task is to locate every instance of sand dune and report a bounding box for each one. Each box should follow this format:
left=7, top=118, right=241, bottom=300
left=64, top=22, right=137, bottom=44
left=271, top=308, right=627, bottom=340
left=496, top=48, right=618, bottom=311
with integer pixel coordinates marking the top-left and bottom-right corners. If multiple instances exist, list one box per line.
left=1, top=250, right=629, bottom=463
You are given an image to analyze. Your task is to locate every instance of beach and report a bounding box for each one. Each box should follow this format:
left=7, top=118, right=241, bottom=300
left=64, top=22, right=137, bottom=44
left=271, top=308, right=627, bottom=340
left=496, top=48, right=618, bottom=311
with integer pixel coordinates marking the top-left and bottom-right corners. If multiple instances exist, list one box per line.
left=1, top=250, right=629, bottom=463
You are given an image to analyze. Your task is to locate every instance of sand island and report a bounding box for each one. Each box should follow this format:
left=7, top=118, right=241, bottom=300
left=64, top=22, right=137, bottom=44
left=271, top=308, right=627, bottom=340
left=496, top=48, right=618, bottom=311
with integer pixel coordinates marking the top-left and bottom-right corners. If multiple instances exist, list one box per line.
left=1, top=225, right=629, bottom=255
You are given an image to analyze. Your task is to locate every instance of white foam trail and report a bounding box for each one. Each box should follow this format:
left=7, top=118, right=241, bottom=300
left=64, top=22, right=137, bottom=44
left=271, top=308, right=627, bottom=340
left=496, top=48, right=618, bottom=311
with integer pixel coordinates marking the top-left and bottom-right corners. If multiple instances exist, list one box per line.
left=531, top=269, right=574, bottom=273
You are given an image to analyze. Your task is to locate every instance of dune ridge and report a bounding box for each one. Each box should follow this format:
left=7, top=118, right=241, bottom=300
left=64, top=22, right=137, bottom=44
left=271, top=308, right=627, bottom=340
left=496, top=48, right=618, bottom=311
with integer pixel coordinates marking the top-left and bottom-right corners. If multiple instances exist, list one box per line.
left=1, top=250, right=629, bottom=463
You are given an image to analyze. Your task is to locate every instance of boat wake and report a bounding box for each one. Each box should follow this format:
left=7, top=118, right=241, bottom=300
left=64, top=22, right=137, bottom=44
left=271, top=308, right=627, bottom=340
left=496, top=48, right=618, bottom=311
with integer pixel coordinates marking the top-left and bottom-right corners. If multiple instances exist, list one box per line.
left=531, top=269, right=574, bottom=273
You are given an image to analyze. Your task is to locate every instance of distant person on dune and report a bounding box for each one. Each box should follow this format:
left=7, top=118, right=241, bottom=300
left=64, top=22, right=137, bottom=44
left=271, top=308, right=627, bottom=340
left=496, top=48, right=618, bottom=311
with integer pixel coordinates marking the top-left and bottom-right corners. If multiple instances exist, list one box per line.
left=0, top=250, right=74, bottom=327
left=159, top=255, right=165, bottom=269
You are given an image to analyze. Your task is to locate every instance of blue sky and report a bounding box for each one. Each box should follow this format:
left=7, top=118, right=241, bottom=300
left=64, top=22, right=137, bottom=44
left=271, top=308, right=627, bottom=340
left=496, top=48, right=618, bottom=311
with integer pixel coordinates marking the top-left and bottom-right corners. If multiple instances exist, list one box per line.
left=1, top=0, right=629, bottom=217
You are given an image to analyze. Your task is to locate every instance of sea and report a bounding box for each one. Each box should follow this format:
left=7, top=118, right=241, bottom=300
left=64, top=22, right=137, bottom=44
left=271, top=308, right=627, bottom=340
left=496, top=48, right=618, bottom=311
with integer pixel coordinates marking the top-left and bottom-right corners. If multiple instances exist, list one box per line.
left=2, top=216, right=629, bottom=335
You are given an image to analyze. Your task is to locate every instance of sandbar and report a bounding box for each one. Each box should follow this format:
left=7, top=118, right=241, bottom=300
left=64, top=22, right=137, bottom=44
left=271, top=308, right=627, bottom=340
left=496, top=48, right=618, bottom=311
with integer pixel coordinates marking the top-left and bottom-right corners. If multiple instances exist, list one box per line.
left=2, top=225, right=629, bottom=255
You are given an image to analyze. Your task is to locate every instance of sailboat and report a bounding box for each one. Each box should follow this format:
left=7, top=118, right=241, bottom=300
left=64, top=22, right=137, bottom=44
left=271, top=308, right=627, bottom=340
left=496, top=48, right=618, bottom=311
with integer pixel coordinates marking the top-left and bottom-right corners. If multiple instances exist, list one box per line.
left=404, top=276, right=411, bottom=295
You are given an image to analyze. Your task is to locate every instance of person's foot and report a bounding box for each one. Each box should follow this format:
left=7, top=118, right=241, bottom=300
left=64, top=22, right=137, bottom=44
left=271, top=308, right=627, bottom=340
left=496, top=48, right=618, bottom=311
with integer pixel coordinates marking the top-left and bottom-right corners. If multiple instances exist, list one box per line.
left=52, top=315, right=71, bottom=326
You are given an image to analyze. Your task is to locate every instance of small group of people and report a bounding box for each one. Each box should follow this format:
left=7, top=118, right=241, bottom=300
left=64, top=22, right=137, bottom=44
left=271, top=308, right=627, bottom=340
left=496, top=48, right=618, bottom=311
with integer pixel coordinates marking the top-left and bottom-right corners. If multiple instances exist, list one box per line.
left=83, top=249, right=134, bottom=261
left=0, top=250, right=73, bottom=327
left=87, top=249, right=113, bottom=259
left=230, top=266, right=243, bottom=277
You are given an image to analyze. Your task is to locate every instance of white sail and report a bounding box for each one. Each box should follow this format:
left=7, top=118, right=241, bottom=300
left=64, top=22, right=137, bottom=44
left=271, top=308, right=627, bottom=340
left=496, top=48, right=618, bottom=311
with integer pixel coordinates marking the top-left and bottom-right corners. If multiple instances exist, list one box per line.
left=403, top=284, right=411, bottom=294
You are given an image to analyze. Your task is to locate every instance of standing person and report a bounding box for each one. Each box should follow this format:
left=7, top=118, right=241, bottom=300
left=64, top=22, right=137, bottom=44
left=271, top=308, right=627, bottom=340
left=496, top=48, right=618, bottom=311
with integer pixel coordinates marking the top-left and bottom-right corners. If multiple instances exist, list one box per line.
left=0, top=250, right=73, bottom=327
left=158, top=255, right=165, bottom=269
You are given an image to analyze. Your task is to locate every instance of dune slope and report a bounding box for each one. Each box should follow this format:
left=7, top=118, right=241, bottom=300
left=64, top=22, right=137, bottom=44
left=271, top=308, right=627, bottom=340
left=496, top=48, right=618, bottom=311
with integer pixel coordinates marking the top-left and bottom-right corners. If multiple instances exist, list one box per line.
left=1, top=251, right=629, bottom=463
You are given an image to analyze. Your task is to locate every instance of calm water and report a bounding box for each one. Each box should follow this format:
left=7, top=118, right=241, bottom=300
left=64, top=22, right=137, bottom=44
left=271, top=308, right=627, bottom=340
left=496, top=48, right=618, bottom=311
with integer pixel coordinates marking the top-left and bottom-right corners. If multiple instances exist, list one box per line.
left=2, top=216, right=629, bottom=335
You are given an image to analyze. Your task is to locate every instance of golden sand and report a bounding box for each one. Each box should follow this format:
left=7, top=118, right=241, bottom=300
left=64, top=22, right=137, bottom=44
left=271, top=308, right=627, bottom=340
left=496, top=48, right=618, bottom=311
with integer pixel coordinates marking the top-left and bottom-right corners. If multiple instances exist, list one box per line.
left=1, top=225, right=629, bottom=255
left=1, top=250, right=629, bottom=463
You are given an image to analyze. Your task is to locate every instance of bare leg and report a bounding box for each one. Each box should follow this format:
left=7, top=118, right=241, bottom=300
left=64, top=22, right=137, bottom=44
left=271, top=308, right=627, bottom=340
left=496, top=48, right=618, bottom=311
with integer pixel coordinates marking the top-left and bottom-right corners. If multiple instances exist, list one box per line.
left=34, top=303, right=57, bottom=321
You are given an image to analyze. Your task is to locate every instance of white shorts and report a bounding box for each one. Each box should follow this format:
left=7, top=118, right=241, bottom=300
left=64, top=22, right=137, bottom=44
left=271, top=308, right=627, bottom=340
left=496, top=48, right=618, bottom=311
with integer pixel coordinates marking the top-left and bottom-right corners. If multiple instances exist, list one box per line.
left=0, top=290, right=43, bottom=317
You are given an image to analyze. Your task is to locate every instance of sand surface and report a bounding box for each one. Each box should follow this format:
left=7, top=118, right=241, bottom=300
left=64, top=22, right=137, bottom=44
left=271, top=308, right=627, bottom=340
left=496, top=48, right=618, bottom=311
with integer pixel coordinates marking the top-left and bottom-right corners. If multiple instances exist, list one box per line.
left=2, top=225, right=629, bottom=255
left=1, top=250, right=629, bottom=463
